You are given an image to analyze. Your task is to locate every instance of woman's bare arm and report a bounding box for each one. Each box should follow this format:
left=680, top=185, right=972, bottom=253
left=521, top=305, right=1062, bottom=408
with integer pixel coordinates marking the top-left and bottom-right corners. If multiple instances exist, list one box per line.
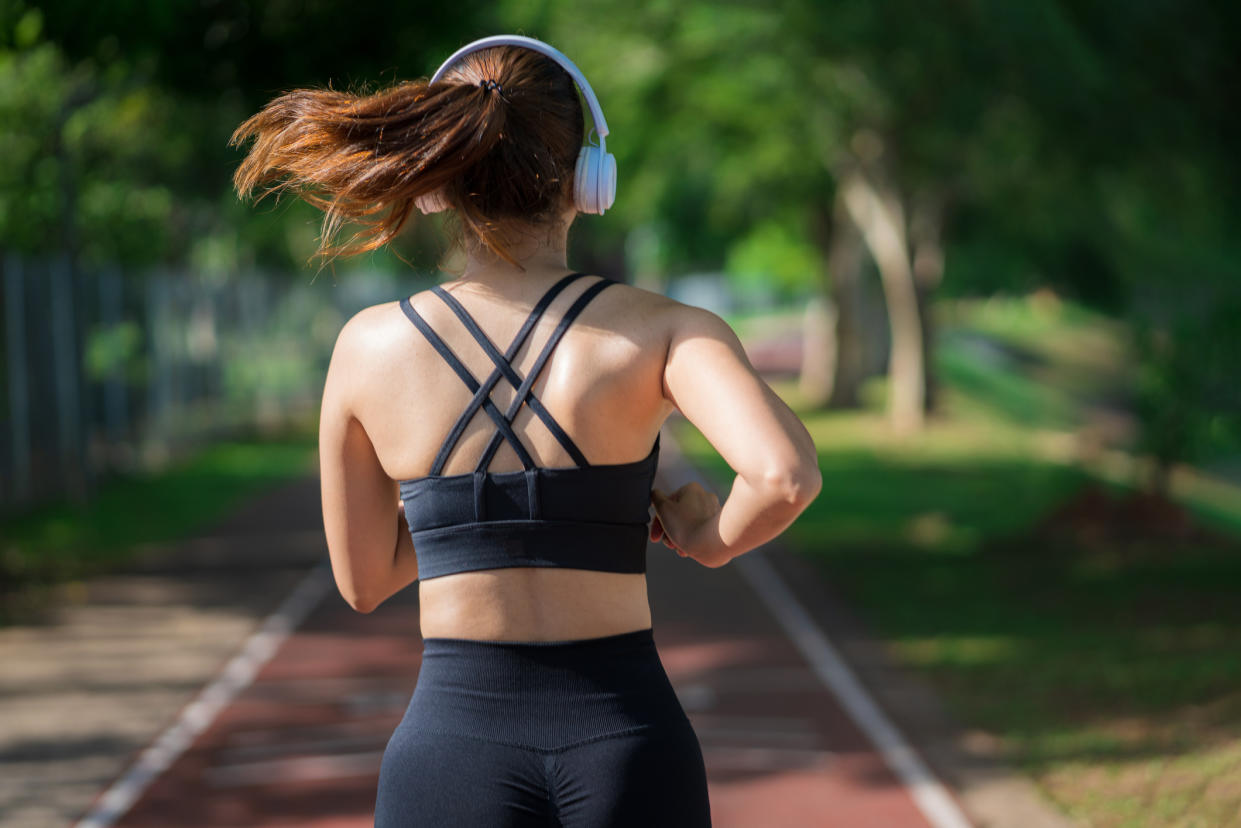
left=656, top=303, right=821, bottom=567
left=319, top=311, right=419, bottom=613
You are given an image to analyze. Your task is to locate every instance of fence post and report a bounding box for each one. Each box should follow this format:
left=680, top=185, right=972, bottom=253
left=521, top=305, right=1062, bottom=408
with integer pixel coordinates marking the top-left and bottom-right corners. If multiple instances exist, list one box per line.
left=100, top=264, right=128, bottom=447
left=50, top=253, right=87, bottom=498
left=145, top=273, right=167, bottom=462
left=4, top=254, right=32, bottom=505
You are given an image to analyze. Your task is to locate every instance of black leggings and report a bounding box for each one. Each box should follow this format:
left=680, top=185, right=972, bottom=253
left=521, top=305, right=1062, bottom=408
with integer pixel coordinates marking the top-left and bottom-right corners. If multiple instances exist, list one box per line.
left=374, top=627, right=712, bottom=827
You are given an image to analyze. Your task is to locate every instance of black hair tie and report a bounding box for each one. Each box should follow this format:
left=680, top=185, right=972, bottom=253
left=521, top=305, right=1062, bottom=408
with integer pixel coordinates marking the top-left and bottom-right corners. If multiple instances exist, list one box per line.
left=478, top=78, right=504, bottom=94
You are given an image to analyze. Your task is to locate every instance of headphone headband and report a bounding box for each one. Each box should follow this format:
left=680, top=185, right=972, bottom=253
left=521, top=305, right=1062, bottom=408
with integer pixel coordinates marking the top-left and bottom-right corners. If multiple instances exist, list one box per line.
left=428, top=34, right=609, bottom=139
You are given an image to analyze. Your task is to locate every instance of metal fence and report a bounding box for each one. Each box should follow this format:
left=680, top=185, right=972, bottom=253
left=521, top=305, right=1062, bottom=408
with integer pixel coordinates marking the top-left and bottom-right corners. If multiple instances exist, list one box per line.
left=0, top=253, right=419, bottom=514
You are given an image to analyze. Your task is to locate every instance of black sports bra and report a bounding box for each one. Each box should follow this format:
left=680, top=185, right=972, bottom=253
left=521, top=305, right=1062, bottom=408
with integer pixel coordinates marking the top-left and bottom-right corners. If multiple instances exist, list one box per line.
left=396, top=272, right=660, bottom=581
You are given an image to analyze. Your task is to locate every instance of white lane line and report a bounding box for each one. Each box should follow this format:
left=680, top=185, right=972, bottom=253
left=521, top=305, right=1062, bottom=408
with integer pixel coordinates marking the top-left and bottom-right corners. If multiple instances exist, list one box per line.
left=661, top=427, right=972, bottom=828
left=735, top=552, right=972, bottom=828
left=74, top=562, right=334, bottom=828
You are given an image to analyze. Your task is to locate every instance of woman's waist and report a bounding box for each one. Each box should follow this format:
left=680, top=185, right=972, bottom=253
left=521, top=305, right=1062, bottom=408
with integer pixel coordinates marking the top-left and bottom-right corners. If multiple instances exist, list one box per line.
left=417, top=568, right=651, bottom=642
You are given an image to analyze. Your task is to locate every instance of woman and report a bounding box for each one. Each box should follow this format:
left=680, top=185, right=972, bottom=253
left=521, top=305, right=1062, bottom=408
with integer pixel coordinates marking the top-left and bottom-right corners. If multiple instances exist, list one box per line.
left=232, top=34, right=821, bottom=828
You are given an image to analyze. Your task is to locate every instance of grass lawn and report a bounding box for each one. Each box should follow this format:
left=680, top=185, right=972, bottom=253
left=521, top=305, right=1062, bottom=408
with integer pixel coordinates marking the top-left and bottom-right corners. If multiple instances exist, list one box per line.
left=0, top=427, right=319, bottom=622
left=677, top=294, right=1241, bottom=828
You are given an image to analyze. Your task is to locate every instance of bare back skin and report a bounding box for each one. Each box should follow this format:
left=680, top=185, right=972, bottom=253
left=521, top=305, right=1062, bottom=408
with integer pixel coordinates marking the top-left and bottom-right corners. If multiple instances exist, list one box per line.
left=336, top=269, right=676, bottom=640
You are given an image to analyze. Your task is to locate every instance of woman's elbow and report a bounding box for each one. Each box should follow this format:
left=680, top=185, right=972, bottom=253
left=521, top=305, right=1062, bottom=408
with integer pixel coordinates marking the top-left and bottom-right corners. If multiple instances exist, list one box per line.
left=337, top=584, right=380, bottom=614
left=762, top=461, right=822, bottom=508
left=331, top=568, right=383, bottom=614
left=346, top=591, right=381, bottom=614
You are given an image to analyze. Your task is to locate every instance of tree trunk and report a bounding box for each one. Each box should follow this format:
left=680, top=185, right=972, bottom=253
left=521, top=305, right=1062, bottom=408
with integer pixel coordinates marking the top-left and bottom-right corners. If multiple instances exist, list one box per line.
left=839, top=168, right=925, bottom=433
left=911, top=193, right=945, bottom=415
left=802, top=198, right=866, bottom=408
left=798, top=292, right=835, bottom=407
left=827, top=194, right=868, bottom=409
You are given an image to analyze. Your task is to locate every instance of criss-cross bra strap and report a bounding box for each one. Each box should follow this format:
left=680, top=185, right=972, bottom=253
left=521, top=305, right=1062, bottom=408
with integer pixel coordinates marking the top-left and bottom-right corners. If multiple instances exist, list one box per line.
left=475, top=276, right=618, bottom=473
left=398, top=297, right=537, bottom=471
left=430, top=279, right=592, bottom=473
left=425, top=272, right=588, bottom=475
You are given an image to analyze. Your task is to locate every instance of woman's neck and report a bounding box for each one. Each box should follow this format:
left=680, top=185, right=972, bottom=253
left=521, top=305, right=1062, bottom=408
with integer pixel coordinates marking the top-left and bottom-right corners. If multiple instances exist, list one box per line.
left=459, top=248, right=569, bottom=283
left=455, top=211, right=575, bottom=286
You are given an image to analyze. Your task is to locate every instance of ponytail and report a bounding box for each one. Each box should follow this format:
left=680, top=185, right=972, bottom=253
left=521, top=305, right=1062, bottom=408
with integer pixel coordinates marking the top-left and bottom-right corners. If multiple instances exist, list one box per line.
left=230, top=47, right=584, bottom=270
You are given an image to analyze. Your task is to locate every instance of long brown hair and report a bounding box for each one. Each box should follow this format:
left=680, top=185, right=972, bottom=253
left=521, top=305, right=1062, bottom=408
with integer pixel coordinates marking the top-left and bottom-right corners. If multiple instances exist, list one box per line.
left=230, top=44, right=585, bottom=270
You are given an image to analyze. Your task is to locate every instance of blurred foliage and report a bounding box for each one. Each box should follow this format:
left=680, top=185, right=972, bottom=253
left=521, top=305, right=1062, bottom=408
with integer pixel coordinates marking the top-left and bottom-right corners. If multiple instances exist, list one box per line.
left=1, top=0, right=498, bottom=270
left=724, top=213, right=824, bottom=300
left=0, top=5, right=183, bottom=265
left=8, top=0, right=1237, bottom=286
left=83, top=318, right=142, bottom=381
left=1133, top=301, right=1241, bottom=480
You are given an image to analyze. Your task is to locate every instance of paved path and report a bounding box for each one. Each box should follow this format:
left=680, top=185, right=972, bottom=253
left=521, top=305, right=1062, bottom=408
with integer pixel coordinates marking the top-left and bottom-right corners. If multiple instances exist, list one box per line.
left=0, top=480, right=323, bottom=828
left=64, top=426, right=960, bottom=828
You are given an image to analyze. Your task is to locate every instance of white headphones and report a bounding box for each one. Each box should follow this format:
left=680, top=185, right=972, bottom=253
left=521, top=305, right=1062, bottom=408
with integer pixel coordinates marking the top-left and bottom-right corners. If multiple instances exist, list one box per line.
left=413, top=34, right=617, bottom=217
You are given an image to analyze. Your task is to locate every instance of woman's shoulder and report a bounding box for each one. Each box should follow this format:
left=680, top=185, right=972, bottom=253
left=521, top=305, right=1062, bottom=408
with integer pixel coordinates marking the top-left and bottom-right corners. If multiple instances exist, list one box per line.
left=327, top=297, right=433, bottom=378
left=334, top=298, right=406, bottom=345
left=586, top=278, right=729, bottom=331
left=568, top=279, right=746, bottom=372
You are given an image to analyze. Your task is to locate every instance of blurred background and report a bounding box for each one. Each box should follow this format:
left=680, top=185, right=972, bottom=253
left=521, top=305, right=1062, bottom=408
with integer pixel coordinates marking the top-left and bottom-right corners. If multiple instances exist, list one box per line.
left=1, top=1, right=1239, bottom=826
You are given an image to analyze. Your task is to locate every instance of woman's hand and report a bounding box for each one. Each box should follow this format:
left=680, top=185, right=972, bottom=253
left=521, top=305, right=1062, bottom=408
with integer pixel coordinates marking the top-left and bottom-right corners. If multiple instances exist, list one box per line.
left=650, top=482, right=724, bottom=566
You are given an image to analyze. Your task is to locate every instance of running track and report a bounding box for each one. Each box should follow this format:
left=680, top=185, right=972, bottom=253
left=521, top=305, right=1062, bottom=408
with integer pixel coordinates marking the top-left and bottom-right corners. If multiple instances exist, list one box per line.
left=76, top=430, right=970, bottom=828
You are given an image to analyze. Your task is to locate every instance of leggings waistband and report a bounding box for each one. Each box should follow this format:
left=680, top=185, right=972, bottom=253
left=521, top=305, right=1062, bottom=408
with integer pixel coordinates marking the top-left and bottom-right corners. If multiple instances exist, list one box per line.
left=407, top=626, right=684, bottom=752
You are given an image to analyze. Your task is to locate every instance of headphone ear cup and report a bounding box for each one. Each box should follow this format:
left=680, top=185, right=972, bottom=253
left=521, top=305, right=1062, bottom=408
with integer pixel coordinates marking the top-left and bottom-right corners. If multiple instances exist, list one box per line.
left=574, top=145, right=617, bottom=215
left=574, top=147, right=595, bottom=214
left=415, top=189, right=449, bottom=215
left=600, top=151, right=617, bottom=213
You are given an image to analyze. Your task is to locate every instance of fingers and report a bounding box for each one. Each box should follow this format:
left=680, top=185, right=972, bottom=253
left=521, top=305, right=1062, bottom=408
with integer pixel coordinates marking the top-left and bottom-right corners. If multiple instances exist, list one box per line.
left=669, top=482, right=694, bottom=502
left=650, top=512, right=677, bottom=549
left=649, top=506, right=682, bottom=555
left=654, top=481, right=711, bottom=503
left=653, top=485, right=686, bottom=504
left=651, top=481, right=719, bottom=562
left=674, top=481, right=717, bottom=506
left=684, top=481, right=719, bottom=507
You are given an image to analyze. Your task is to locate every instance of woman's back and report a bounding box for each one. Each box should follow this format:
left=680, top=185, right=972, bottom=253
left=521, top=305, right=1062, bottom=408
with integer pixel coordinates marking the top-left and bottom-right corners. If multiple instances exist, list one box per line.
left=333, top=268, right=679, bottom=641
